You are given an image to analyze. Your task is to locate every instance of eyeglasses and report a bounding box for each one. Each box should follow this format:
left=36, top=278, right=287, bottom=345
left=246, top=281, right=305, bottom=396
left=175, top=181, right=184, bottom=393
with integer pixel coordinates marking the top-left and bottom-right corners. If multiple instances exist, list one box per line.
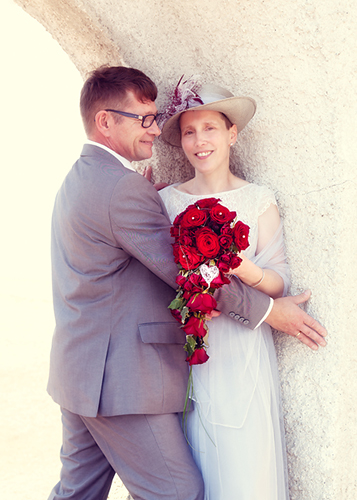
left=105, top=109, right=162, bottom=128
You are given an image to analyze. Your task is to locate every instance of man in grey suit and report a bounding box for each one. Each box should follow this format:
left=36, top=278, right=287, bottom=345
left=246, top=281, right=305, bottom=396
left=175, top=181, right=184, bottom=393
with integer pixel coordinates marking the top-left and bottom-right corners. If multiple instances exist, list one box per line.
left=47, top=66, right=326, bottom=500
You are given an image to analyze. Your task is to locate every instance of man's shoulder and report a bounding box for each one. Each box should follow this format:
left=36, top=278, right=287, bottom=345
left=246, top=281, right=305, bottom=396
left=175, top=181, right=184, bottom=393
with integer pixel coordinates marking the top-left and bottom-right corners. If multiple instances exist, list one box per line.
left=68, top=144, right=160, bottom=201
left=57, top=146, right=133, bottom=207
left=75, top=144, right=136, bottom=186
left=80, top=143, right=128, bottom=169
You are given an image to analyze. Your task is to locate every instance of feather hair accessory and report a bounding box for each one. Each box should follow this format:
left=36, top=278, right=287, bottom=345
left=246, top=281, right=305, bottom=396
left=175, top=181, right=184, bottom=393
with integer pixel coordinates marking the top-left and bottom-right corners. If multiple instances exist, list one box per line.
left=158, top=75, right=203, bottom=129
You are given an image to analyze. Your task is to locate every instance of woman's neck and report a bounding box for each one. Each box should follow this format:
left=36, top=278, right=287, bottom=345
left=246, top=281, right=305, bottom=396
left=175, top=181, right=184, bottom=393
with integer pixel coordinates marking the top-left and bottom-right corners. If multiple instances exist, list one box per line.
left=181, top=171, right=246, bottom=195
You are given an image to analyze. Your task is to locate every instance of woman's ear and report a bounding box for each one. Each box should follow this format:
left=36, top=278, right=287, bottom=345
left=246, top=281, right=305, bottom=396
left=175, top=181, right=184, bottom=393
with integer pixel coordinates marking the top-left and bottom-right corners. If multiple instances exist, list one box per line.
left=229, top=124, right=238, bottom=145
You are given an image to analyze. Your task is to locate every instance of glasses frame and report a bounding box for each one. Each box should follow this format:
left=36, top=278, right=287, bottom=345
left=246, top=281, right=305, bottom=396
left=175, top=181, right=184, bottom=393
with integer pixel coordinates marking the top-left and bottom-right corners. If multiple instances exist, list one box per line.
left=105, top=109, right=161, bottom=129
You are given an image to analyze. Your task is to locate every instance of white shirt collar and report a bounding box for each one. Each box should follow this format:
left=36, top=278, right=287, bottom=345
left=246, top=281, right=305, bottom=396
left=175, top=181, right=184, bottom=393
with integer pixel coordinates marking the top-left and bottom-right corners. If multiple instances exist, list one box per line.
left=85, top=140, right=135, bottom=172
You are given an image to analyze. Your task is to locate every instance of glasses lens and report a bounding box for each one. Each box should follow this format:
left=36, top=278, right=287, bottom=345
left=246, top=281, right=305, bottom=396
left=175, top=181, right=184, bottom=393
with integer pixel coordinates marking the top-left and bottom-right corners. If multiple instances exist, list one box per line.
left=142, top=114, right=156, bottom=128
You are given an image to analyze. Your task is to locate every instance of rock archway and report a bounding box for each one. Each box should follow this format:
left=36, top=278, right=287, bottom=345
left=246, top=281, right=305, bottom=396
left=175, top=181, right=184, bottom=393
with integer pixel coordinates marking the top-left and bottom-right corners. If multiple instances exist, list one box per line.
left=13, top=1, right=357, bottom=498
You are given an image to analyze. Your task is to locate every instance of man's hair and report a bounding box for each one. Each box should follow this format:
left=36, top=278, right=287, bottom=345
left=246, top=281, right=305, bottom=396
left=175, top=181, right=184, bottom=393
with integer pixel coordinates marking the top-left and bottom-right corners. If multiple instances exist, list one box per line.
left=80, top=66, right=158, bottom=135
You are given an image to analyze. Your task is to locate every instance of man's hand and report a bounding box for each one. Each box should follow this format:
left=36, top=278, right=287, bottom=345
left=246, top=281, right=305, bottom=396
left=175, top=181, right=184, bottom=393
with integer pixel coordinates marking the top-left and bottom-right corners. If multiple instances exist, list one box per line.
left=265, top=290, right=327, bottom=350
left=143, top=166, right=168, bottom=191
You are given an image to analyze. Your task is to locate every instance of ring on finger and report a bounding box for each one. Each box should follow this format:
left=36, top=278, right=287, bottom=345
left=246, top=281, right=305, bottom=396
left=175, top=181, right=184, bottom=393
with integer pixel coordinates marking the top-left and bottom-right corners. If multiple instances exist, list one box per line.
left=295, top=331, right=302, bottom=338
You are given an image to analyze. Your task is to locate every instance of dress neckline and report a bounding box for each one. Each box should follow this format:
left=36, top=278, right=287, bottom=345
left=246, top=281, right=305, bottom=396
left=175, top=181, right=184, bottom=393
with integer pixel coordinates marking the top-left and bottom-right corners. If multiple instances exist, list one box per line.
left=171, top=182, right=251, bottom=197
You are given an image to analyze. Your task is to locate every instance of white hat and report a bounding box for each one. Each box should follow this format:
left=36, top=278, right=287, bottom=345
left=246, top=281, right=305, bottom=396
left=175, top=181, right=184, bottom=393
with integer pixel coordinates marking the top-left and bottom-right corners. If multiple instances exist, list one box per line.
left=160, top=78, right=256, bottom=147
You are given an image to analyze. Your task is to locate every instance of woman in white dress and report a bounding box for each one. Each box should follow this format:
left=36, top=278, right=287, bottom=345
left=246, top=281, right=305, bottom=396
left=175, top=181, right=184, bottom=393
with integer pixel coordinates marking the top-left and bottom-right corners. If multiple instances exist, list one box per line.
left=158, top=79, right=290, bottom=500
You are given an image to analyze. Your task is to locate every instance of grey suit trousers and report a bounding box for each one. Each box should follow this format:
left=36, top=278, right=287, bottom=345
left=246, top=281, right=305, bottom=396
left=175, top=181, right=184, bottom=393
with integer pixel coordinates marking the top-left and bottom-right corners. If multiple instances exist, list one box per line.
left=48, top=408, right=204, bottom=500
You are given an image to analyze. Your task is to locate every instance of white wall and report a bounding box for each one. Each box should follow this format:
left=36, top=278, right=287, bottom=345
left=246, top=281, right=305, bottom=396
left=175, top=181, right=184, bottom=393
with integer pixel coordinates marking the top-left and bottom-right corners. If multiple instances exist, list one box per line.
left=14, top=0, right=357, bottom=497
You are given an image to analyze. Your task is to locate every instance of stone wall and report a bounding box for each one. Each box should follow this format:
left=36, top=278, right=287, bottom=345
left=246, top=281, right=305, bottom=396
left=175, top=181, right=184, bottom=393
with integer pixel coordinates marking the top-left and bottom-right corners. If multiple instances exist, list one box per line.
left=14, top=0, right=357, bottom=498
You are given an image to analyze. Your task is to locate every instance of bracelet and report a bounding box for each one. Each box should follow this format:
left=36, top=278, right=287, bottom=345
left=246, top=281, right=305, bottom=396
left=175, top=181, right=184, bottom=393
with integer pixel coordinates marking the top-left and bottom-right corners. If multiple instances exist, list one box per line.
left=252, top=269, right=265, bottom=288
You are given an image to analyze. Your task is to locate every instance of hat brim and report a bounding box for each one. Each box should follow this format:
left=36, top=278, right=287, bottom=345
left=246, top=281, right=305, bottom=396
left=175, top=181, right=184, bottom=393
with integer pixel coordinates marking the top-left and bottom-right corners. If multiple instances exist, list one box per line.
left=161, top=96, right=256, bottom=147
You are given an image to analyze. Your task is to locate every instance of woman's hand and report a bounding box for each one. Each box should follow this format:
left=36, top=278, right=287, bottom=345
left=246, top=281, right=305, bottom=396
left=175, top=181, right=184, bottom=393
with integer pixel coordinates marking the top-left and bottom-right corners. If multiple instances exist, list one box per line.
left=143, top=166, right=168, bottom=191
left=205, top=310, right=222, bottom=320
left=229, top=254, right=284, bottom=299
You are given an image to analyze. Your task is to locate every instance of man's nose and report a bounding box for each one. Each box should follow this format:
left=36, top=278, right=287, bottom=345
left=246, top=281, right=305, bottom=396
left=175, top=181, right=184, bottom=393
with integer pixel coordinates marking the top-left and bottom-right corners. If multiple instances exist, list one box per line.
left=148, top=120, right=161, bottom=136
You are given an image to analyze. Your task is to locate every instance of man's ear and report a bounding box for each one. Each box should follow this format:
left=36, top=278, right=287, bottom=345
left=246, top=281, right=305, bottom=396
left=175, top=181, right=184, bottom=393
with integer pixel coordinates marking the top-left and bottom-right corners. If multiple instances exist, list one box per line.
left=94, top=110, right=111, bottom=137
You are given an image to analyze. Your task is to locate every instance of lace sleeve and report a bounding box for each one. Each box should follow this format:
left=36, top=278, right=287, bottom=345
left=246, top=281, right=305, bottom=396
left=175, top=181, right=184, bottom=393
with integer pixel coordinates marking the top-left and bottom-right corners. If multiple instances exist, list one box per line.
left=256, top=185, right=277, bottom=218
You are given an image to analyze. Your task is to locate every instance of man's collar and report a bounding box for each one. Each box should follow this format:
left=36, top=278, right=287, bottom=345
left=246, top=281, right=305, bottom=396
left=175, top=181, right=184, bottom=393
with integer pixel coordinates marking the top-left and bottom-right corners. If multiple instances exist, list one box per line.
left=85, top=140, right=135, bottom=172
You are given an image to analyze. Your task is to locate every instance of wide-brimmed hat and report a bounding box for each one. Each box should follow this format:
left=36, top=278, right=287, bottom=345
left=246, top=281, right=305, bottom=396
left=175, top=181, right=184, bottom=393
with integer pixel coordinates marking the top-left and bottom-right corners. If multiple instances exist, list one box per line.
left=160, top=78, right=256, bottom=147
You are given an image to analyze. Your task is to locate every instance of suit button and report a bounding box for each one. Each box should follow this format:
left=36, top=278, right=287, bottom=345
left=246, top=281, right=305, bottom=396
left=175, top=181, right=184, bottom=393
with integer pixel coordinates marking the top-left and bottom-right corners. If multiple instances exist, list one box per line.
left=238, top=317, right=245, bottom=323
left=243, top=319, right=250, bottom=325
left=234, top=314, right=241, bottom=321
left=229, top=312, right=235, bottom=318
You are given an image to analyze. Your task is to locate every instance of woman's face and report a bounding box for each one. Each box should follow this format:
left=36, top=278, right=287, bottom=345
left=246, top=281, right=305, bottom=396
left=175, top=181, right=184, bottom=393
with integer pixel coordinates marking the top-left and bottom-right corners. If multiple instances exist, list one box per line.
left=180, top=109, right=237, bottom=176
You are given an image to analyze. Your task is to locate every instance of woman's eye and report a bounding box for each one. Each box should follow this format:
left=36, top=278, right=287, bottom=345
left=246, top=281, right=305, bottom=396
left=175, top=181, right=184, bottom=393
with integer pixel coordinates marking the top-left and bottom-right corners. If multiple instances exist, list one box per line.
left=184, top=130, right=193, bottom=136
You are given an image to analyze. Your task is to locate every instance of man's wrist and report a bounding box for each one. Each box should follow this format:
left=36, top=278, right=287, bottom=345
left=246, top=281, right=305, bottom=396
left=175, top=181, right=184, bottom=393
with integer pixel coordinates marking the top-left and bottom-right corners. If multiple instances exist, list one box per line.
left=254, top=297, right=274, bottom=329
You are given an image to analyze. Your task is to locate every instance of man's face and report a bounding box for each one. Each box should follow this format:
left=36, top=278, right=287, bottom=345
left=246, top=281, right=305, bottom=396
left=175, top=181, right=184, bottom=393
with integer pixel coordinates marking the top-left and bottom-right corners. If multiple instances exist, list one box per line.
left=106, top=91, right=161, bottom=162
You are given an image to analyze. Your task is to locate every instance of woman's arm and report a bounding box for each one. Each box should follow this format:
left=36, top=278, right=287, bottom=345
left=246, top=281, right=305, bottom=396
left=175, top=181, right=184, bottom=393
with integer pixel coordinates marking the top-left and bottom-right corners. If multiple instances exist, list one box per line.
left=229, top=204, right=285, bottom=299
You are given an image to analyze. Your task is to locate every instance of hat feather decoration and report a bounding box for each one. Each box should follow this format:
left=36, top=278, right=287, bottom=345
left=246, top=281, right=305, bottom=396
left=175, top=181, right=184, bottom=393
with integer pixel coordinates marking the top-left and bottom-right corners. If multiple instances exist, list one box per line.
left=158, top=75, right=203, bottom=128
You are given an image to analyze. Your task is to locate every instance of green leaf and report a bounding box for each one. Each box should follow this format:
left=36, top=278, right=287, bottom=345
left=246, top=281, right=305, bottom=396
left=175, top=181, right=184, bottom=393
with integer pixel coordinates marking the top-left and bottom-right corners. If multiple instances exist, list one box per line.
left=185, top=335, right=196, bottom=356
left=180, top=306, right=190, bottom=323
left=168, top=297, right=184, bottom=310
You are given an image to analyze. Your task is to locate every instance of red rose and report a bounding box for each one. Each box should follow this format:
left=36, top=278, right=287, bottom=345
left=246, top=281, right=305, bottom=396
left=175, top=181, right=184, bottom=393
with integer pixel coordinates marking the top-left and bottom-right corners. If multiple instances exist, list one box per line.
left=195, top=228, right=220, bottom=258
left=182, top=273, right=206, bottom=298
left=187, top=293, right=217, bottom=313
left=188, top=272, right=206, bottom=288
left=187, top=348, right=209, bottom=365
left=217, top=254, right=231, bottom=273
left=175, top=274, right=187, bottom=287
left=182, top=273, right=204, bottom=299
left=221, top=223, right=234, bottom=236
left=170, top=309, right=182, bottom=322
left=171, top=225, right=193, bottom=246
left=210, top=204, right=236, bottom=224
left=217, top=252, right=242, bottom=273
left=210, top=271, right=231, bottom=289
left=195, top=198, right=220, bottom=209
left=182, top=316, right=207, bottom=337
left=178, top=245, right=204, bottom=270
left=170, top=226, right=180, bottom=238
left=173, top=204, right=196, bottom=226
left=233, top=221, right=250, bottom=251
left=218, top=234, right=233, bottom=249
left=181, top=208, right=207, bottom=228
left=229, top=253, right=242, bottom=270
left=177, top=233, right=193, bottom=246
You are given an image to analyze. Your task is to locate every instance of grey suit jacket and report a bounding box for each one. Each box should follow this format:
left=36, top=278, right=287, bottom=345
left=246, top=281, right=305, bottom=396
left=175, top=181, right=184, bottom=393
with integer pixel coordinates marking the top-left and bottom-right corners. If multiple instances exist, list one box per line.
left=47, top=144, right=270, bottom=417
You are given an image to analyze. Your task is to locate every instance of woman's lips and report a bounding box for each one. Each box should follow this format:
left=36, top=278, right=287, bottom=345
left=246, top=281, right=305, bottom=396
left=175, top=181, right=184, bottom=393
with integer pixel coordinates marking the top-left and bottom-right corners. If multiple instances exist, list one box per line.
left=196, top=151, right=213, bottom=158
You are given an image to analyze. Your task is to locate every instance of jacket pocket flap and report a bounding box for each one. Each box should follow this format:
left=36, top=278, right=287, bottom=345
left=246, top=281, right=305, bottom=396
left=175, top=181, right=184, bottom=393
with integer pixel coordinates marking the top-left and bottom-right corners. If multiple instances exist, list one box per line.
left=139, top=322, right=185, bottom=345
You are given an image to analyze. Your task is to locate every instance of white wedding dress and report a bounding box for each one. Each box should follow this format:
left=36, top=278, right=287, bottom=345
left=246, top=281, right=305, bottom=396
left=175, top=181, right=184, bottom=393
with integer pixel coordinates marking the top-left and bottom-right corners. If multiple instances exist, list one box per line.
left=159, top=183, right=290, bottom=500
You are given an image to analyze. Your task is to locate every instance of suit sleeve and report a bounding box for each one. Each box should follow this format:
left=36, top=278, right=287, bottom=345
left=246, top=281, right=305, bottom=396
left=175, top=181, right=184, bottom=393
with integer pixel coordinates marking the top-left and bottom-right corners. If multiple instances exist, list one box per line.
left=109, top=172, right=270, bottom=329
left=109, top=171, right=178, bottom=288
left=214, top=277, right=271, bottom=330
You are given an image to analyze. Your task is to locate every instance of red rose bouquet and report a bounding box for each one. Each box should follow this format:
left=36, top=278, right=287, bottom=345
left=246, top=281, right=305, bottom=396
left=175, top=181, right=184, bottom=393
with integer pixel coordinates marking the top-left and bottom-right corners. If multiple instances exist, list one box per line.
left=168, top=197, right=250, bottom=365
